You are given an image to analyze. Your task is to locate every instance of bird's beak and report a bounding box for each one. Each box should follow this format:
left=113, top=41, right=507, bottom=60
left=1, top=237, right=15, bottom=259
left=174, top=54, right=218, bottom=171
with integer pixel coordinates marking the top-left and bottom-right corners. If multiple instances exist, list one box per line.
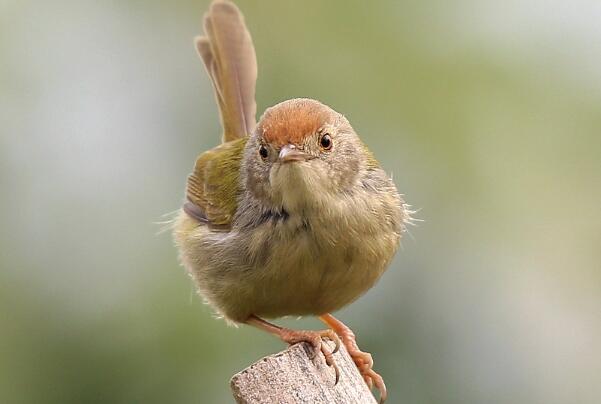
left=279, top=144, right=311, bottom=163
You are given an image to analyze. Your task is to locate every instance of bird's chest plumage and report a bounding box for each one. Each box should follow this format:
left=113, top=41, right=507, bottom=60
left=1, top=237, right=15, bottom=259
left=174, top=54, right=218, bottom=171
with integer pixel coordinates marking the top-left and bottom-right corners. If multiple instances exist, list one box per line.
left=237, top=205, right=397, bottom=318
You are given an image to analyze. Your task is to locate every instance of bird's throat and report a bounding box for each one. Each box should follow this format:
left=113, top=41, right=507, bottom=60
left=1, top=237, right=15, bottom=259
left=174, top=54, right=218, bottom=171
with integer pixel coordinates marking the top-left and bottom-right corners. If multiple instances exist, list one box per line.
left=269, top=162, right=319, bottom=213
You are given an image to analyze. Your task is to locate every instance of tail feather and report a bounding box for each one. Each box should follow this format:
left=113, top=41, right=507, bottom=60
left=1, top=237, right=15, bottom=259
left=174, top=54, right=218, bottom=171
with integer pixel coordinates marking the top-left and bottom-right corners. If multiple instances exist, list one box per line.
left=196, top=0, right=257, bottom=143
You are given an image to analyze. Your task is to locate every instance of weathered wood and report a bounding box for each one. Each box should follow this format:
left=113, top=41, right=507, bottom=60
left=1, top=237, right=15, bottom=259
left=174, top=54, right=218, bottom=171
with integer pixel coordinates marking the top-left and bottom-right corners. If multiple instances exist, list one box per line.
left=230, top=342, right=377, bottom=404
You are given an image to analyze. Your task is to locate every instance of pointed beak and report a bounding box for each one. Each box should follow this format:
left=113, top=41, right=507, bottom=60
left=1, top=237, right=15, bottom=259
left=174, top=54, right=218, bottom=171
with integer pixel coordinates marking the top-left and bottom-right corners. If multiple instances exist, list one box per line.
left=279, top=144, right=311, bottom=163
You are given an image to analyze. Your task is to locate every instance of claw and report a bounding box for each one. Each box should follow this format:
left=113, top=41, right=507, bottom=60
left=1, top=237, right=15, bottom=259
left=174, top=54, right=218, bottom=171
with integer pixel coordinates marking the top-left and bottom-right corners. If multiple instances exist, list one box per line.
left=276, top=326, right=341, bottom=386
left=326, top=352, right=340, bottom=385
left=365, top=368, right=387, bottom=403
left=320, top=314, right=388, bottom=402
left=320, top=340, right=341, bottom=385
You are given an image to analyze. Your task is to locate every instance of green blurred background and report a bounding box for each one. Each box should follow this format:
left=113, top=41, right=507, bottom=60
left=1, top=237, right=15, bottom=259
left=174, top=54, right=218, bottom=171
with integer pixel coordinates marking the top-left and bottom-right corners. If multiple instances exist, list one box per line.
left=1, top=0, right=600, bottom=403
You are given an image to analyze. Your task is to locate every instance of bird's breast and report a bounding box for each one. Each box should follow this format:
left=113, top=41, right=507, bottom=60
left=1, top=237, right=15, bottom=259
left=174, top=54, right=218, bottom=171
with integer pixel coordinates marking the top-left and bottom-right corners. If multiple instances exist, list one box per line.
left=176, top=169, right=404, bottom=322
left=238, top=194, right=400, bottom=317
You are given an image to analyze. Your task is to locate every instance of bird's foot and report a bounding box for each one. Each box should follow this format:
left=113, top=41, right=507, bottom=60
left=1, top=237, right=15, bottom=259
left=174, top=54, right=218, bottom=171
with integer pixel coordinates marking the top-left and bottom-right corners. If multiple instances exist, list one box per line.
left=246, top=315, right=341, bottom=384
left=279, top=328, right=341, bottom=384
left=340, top=331, right=386, bottom=402
left=320, top=314, right=387, bottom=403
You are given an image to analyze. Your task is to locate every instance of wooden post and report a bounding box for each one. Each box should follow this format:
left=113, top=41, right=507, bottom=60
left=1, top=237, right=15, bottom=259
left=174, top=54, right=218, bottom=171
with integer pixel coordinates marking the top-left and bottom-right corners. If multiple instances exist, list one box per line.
left=230, top=342, right=377, bottom=403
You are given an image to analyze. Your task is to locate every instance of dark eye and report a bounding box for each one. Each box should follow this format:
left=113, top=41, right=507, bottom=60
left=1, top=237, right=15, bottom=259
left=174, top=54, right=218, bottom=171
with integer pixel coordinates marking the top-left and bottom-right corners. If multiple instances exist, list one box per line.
left=319, top=133, right=333, bottom=150
left=259, top=145, right=269, bottom=159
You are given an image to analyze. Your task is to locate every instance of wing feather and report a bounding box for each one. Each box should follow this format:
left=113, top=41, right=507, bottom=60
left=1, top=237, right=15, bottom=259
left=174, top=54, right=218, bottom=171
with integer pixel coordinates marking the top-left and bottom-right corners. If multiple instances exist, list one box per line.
left=185, top=138, right=247, bottom=228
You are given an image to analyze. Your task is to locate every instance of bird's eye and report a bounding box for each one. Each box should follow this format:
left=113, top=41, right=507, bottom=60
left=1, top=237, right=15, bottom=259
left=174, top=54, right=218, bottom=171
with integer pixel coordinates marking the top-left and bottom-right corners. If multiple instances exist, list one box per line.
left=259, top=145, right=269, bottom=159
left=319, top=133, right=333, bottom=150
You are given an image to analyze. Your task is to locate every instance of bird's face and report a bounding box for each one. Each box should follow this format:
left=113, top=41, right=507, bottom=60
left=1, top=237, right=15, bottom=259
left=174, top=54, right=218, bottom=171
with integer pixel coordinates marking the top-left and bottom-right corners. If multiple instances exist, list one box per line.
left=242, top=99, right=366, bottom=213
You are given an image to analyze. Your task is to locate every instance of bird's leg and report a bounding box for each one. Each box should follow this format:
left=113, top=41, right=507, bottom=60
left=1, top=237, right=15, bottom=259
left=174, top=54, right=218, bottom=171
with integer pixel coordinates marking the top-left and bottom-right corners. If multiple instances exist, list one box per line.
left=319, top=313, right=387, bottom=403
left=246, top=315, right=341, bottom=384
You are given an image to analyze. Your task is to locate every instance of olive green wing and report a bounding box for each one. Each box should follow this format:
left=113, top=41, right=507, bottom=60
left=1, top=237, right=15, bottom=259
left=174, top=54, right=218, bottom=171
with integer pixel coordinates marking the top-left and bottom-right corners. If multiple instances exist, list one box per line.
left=185, top=137, right=247, bottom=228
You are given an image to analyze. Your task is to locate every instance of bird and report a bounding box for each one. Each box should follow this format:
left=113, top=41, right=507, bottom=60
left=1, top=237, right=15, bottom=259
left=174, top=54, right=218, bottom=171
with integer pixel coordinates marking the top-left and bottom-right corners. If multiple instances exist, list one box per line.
left=172, top=1, right=410, bottom=401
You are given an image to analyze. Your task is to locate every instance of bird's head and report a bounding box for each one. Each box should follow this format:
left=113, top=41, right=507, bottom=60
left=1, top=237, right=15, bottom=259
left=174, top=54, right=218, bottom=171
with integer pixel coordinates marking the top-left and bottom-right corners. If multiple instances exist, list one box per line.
left=242, top=98, right=374, bottom=213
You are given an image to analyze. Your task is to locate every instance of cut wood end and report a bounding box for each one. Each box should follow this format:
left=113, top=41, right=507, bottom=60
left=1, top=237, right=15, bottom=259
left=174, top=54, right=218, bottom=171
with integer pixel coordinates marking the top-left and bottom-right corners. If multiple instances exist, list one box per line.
left=230, top=342, right=378, bottom=404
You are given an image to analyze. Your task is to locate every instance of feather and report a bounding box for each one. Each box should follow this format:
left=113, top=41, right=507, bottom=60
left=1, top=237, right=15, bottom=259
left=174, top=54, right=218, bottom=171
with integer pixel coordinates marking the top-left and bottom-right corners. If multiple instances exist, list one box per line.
left=195, top=0, right=257, bottom=143
left=186, top=137, right=248, bottom=228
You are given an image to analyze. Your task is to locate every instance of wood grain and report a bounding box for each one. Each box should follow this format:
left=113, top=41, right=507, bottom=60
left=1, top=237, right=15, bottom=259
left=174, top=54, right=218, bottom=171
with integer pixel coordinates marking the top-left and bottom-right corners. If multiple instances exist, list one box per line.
left=230, top=342, right=377, bottom=403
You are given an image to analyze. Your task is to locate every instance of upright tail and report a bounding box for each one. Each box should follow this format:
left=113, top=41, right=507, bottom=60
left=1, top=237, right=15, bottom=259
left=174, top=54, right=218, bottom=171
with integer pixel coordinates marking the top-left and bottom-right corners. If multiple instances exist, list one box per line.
left=195, top=0, right=257, bottom=143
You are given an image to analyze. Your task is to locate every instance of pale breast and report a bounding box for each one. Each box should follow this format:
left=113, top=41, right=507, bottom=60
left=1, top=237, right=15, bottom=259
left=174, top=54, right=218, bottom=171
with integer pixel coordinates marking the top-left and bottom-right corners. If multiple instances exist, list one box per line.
left=234, top=189, right=403, bottom=318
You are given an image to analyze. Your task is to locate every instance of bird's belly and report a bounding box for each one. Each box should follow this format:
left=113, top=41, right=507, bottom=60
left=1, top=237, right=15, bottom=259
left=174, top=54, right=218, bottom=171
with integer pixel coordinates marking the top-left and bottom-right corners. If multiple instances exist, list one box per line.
left=174, top=208, right=400, bottom=322
left=241, top=218, right=396, bottom=319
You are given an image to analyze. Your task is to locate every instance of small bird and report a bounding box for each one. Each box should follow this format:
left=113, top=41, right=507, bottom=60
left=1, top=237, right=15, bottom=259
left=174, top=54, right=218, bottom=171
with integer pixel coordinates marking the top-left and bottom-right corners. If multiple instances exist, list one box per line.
left=173, top=1, right=410, bottom=401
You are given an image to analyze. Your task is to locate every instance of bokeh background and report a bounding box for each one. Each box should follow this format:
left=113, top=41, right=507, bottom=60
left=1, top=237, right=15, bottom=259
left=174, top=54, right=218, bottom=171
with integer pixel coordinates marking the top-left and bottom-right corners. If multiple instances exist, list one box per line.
left=1, top=0, right=600, bottom=403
